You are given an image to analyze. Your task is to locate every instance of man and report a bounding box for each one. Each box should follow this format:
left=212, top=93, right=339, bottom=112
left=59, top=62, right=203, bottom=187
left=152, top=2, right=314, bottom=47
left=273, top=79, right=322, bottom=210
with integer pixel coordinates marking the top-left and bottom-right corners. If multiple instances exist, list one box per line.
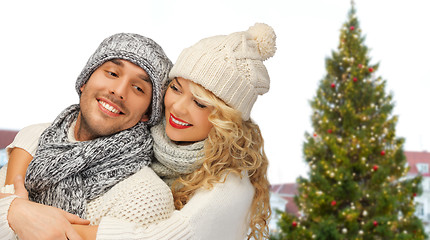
left=0, top=32, right=172, bottom=239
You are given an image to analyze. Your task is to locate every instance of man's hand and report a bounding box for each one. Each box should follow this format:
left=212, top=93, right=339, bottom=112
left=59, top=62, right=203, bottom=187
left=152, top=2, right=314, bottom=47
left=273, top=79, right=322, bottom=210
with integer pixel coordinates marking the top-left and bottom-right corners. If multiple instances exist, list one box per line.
left=7, top=175, right=90, bottom=240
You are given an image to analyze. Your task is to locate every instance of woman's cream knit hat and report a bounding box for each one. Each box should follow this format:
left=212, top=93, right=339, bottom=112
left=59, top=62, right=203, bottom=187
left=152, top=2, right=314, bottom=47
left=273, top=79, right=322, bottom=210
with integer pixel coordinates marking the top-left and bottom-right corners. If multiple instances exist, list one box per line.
left=169, top=23, right=276, bottom=120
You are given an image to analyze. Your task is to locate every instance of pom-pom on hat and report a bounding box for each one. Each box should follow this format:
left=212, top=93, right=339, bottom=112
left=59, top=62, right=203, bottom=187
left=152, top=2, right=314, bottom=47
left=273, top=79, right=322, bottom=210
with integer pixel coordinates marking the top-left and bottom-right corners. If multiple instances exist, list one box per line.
left=75, top=33, right=172, bottom=127
left=169, top=23, right=276, bottom=120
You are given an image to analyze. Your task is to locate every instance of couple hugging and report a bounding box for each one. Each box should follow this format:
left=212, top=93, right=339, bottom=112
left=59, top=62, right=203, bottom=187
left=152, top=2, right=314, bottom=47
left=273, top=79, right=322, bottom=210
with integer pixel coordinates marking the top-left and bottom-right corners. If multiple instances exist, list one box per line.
left=0, top=23, right=276, bottom=240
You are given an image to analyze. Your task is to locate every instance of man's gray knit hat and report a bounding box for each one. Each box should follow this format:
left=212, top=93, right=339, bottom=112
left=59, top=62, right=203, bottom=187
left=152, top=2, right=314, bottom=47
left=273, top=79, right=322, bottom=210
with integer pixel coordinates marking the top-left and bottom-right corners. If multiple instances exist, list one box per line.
left=75, top=33, right=172, bottom=127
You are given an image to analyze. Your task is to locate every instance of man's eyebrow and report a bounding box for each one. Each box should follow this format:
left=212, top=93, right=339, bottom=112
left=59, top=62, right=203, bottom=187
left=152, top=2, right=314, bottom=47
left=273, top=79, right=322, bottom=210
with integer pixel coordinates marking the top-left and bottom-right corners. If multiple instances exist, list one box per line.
left=139, top=74, right=151, bottom=83
left=110, top=59, right=124, bottom=67
left=110, top=59, right=150, bottom=83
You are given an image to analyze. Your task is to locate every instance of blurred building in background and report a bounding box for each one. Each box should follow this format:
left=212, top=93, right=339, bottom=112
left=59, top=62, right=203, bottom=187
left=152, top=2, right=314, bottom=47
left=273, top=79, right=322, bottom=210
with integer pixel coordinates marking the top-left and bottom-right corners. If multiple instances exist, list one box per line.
left=269, top=151, right=430, bottom=235
left=0, top=129, right=18, bottom=166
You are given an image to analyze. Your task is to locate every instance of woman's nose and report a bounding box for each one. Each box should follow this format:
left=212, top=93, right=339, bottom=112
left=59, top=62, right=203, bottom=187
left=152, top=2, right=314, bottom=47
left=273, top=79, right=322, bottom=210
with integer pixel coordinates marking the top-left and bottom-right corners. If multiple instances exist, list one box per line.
left=171, top=96, right=188, bottom=116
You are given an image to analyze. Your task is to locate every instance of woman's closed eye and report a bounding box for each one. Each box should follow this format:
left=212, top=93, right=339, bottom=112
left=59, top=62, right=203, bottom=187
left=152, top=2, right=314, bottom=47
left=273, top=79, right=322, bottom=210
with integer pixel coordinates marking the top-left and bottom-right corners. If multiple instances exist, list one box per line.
left=170, top=83, right=181, bottom=93
left=194, top=99, right=207, bottom=108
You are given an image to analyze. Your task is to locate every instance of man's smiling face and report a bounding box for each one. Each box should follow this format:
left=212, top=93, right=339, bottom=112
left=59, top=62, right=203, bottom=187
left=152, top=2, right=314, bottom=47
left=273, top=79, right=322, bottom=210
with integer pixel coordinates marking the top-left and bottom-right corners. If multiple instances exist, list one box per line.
left=76, top=59, right=152, bottom=141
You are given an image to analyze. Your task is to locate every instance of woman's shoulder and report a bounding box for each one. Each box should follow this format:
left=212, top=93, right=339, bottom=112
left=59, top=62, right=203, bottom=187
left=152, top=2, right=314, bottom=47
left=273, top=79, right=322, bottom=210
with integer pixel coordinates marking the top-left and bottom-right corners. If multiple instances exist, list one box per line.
left=87, top=166, right=174, bottom=225
left=187, top=171, right=254, bottom=205
left=105, top=166, right=171, bottom=196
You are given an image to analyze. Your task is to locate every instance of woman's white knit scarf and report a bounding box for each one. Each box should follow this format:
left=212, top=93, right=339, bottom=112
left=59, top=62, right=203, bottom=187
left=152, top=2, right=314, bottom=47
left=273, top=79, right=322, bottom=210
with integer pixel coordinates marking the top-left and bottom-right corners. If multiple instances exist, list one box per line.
left=150, top=120, right=205, bottom=186
left=25, top=104, right=153, bottom=218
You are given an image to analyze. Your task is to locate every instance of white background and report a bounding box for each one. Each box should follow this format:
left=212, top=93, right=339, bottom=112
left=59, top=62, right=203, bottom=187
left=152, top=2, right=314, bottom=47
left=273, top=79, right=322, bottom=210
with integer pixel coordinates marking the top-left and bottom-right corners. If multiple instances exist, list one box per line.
left=1, top=0, right=429, bottom=184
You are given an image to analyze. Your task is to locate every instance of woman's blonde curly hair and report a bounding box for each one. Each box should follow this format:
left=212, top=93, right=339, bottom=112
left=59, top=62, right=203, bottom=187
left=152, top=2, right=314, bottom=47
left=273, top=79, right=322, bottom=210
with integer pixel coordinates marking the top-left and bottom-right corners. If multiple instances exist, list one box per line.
left=171, top=81, right=271, bottom=239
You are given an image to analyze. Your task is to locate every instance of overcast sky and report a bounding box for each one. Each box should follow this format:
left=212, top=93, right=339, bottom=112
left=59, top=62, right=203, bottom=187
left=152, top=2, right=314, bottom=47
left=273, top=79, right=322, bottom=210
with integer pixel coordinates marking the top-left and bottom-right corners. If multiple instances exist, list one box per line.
left=0, top=0, right=429, bottom=184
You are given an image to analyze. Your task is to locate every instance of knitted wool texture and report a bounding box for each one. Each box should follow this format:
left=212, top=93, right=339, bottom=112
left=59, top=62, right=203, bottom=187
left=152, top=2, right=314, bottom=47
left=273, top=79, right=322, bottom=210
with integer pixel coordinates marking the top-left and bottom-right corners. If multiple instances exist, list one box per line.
left=25, top=105, right=153, bottom=218
left=85, top=167, right=174, bottom=226
left=169, top=23, right=277, bottom=120
left=76, top=33, right=172, bottom=127
left=0, top=165, right=175, bottom=229
left=150, top=120, right=205, bottom=186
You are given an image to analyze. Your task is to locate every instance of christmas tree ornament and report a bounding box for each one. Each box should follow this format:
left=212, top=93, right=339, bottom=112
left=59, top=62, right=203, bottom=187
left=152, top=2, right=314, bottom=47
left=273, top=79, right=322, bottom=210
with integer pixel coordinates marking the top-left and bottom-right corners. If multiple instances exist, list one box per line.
left=350, top=26, right=355, bottom=31
left=363, top=210, right=368, bottom=216
left=368, top=67, right=374, bottom=72
left=331, top=200, right=337, bottom=206
left=353, top=77, right=358, bottom=82
left=381, top=150, right=385, bottom=156
left=292, top=221, right=297, bottom=227
left=373, top=221, right=378, bottom=227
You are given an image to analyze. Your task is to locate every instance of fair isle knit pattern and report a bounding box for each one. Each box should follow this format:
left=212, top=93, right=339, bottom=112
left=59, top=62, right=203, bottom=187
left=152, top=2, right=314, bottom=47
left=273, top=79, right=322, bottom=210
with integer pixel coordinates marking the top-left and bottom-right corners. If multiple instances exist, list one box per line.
left=25, top=104, right=153, bottom=218
left=150, top=120, right=205, bottom=186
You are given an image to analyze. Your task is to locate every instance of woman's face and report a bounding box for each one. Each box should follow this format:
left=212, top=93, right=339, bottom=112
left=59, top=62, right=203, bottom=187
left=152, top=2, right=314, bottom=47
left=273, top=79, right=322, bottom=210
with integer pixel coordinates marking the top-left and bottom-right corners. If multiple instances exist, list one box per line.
left=164, top=77, right=214, bottom=144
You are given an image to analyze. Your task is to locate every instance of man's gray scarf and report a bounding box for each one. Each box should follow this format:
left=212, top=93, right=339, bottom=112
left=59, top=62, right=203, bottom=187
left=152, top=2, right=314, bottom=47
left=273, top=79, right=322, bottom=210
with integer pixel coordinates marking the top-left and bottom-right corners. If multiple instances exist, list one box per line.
left=25, top=104, right=152, bottom=218
left=150, top=120, right=205, bottom=186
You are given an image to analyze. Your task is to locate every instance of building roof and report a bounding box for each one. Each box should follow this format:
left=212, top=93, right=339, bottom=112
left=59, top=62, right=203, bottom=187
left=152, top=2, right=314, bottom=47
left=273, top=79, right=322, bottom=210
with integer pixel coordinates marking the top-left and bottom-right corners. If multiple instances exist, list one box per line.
left=284, top=196, right=300, bottom=217
left=270, top=183, right=300, bottom=216
left=271, top=182, right=298, bottom=197
left=0, top=129, right=18, bottom=149
left=405, top=151, right=430, bottom=176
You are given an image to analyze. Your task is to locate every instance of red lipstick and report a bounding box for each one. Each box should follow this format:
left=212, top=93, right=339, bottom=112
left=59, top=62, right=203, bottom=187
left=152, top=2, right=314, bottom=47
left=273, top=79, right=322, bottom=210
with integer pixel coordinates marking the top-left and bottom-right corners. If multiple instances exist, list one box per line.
left=169, top=114, right=192, bottom=129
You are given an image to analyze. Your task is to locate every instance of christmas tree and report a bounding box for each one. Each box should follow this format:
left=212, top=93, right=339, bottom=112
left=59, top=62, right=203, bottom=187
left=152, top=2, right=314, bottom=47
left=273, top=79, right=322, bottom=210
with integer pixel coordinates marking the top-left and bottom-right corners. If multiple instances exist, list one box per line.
left=271, top=4, right=427, bottom=240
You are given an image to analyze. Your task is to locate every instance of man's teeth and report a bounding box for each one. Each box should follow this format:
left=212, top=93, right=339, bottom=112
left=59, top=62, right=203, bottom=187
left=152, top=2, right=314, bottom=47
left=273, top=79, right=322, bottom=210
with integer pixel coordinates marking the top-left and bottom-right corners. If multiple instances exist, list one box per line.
left=171, top=116, right=191, bottom=126
left=99, top=100, right=120, bottom=114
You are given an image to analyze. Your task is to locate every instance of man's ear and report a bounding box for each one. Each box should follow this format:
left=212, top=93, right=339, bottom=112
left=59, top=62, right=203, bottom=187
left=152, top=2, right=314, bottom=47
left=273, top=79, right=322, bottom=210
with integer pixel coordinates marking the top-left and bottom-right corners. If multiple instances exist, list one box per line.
left=80, top=84, right=86, bottom=93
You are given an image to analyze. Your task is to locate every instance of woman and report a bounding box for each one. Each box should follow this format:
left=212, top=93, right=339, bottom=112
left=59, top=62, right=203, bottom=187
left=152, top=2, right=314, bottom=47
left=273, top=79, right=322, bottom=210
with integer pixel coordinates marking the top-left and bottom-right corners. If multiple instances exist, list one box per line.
left=2, top=22, right=276, bottom=240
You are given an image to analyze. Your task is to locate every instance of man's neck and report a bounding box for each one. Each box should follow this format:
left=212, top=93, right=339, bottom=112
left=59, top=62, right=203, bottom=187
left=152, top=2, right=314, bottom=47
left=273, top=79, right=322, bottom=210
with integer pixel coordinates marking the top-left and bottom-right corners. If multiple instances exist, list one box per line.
left=74, top=113, right=96, bottom=141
